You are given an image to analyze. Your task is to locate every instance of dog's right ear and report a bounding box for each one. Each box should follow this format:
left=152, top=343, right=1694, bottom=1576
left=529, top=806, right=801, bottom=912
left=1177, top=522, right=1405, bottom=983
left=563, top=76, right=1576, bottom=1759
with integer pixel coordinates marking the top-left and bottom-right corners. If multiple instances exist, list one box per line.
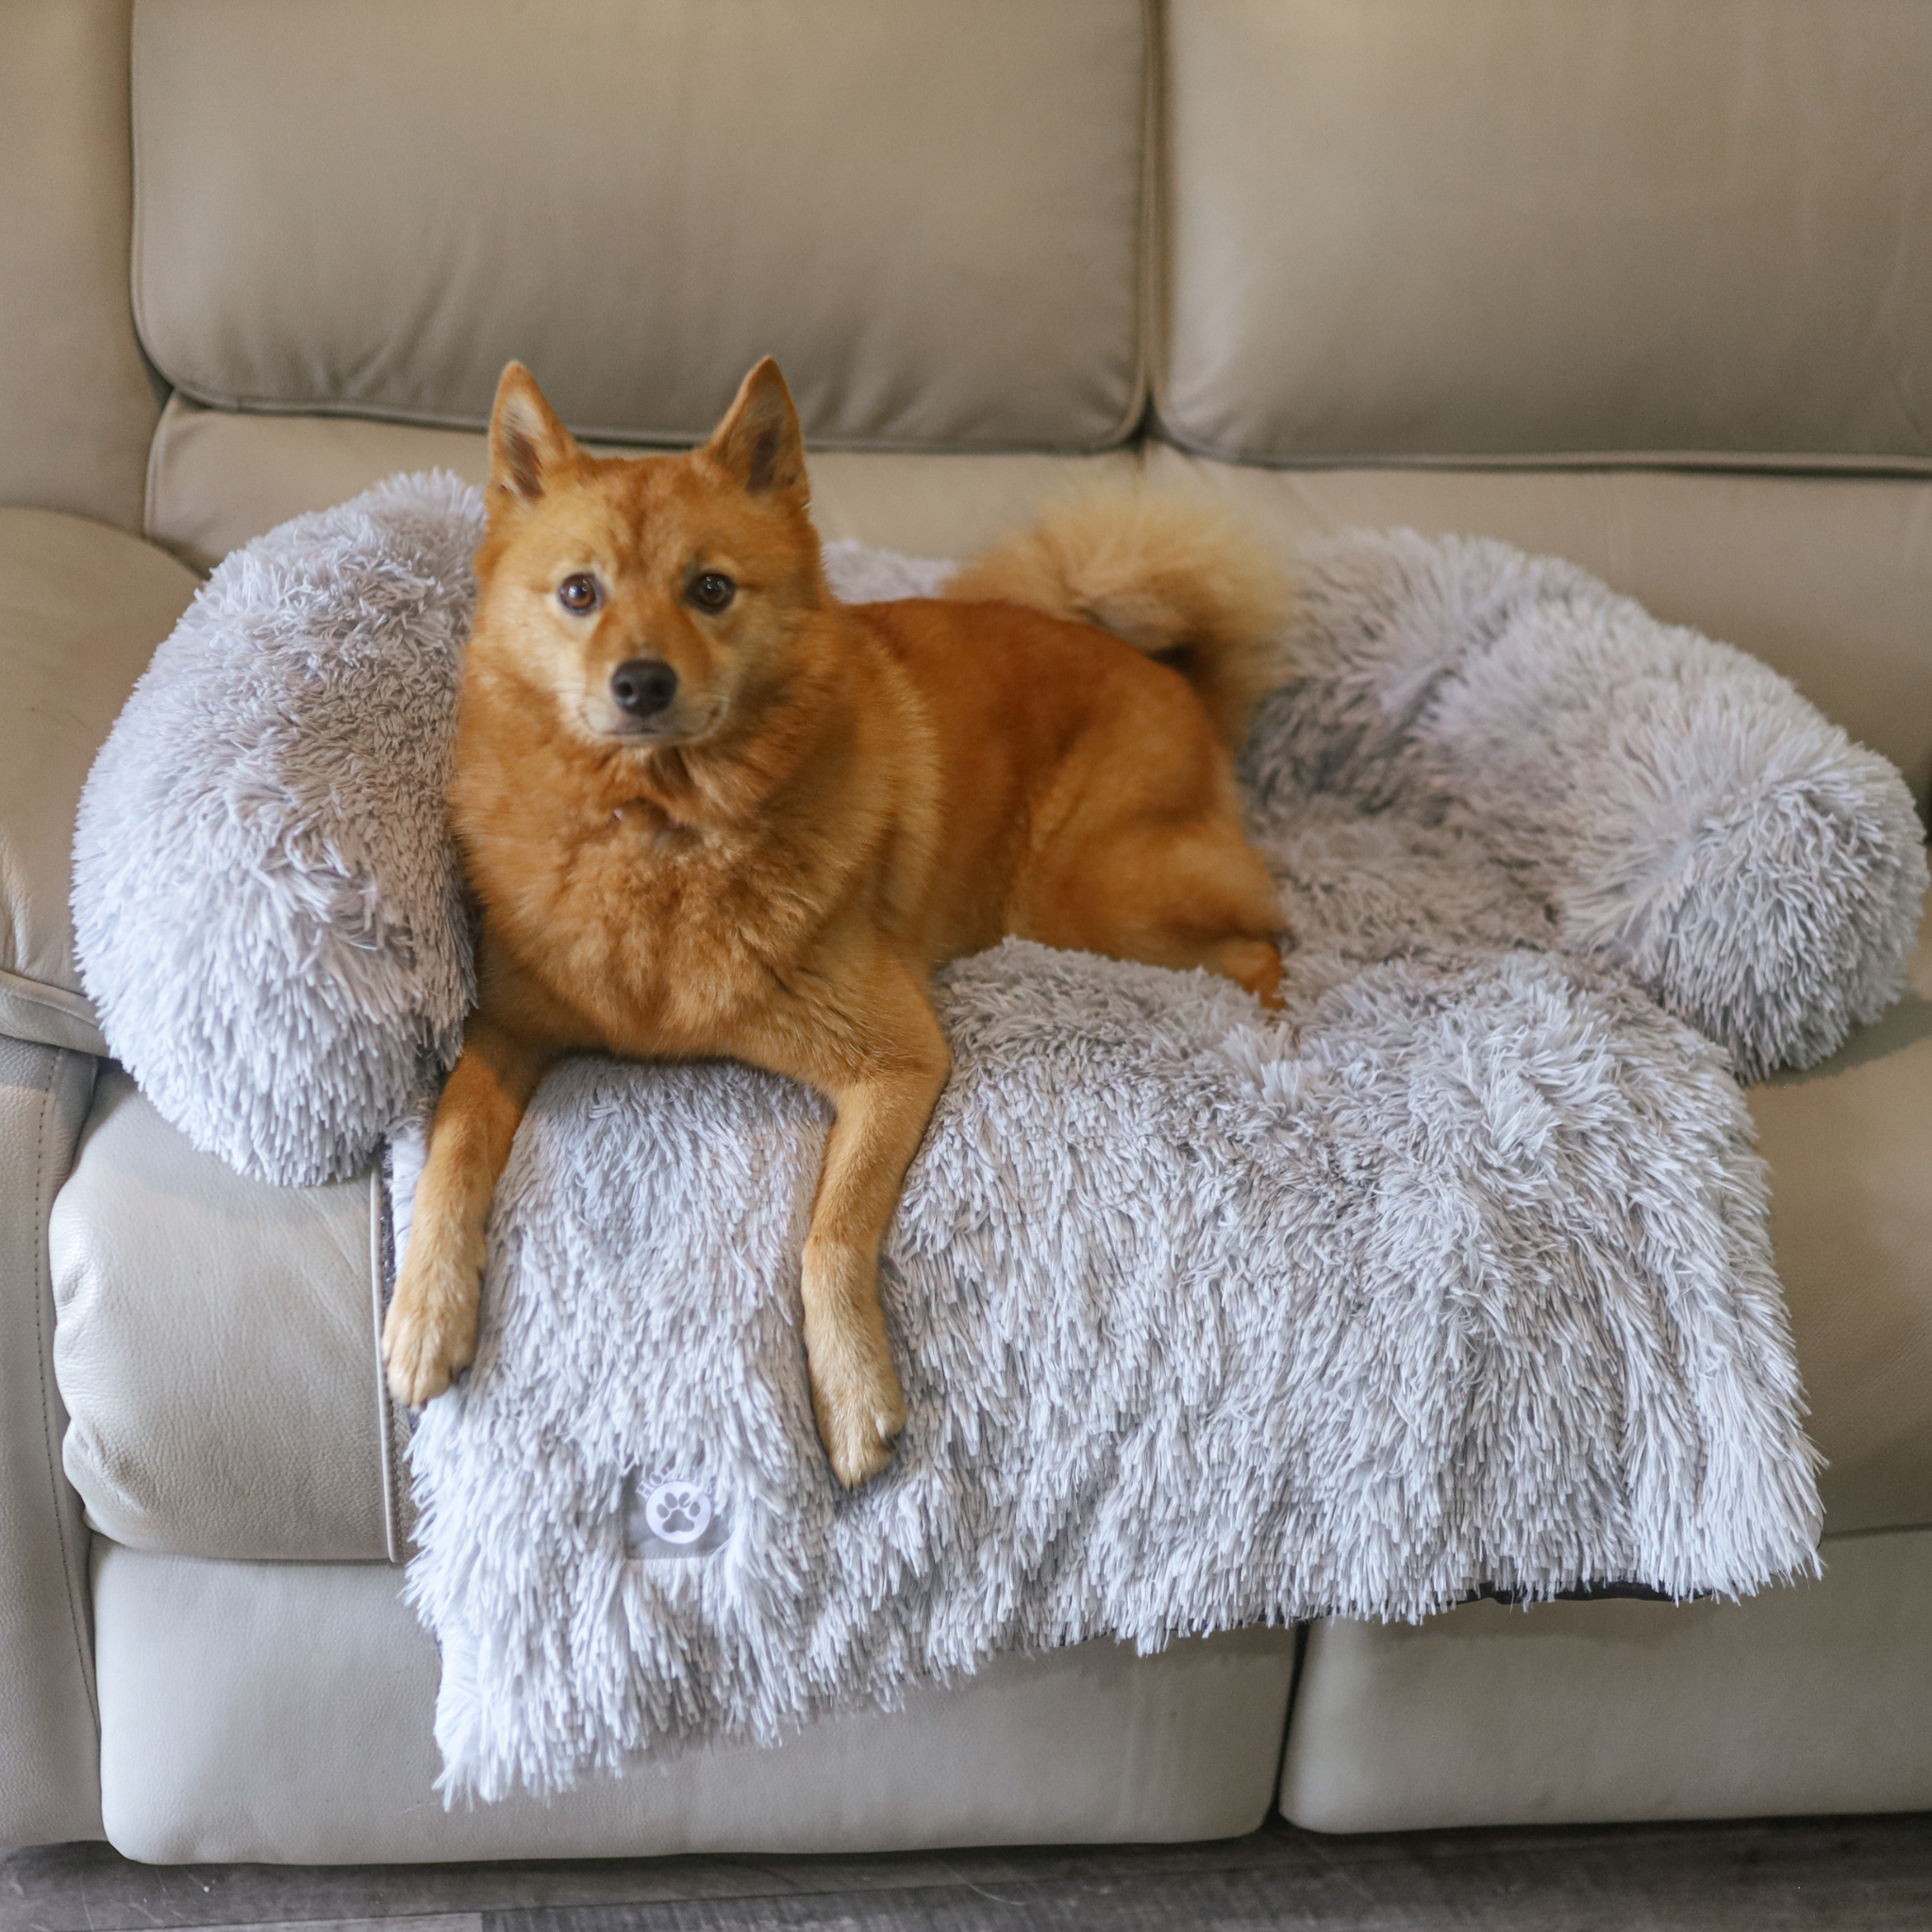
left=489, top=363, right=577, bottom=511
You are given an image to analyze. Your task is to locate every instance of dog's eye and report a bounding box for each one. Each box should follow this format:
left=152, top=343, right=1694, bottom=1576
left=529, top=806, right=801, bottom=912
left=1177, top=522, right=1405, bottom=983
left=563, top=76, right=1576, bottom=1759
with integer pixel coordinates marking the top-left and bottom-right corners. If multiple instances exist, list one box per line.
left=689, top=572, right=736, bottom=613
left=558, top=573, right=601, bottom=613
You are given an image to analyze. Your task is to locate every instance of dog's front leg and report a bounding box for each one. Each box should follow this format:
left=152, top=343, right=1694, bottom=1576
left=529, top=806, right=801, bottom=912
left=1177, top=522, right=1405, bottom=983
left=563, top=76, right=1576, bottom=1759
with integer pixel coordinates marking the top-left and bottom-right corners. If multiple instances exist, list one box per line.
left=768, top=974, right=951, bottom=1488
left=383, top=1016, right=552, bottom=1407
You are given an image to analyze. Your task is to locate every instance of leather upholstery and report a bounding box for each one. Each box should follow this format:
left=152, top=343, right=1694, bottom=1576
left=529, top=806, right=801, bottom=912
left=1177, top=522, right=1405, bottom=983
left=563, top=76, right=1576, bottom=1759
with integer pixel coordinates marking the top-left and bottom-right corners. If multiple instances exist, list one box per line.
left=92, top=1546, right=1296, bottom=1861
left=0, top=509, right=200, bottom=1056
left=145, top=397, right=1143, bottom=574
left=1752, top=910, right=1932, bottom=1536
left=0, top=2, right=161, bottom=532
left=1282, top=1526, right=1932, bottom=1830
left=0, top=1038, right=102, bottom=1846
left=1159, top=0, right=1932, bottom=468
left=51, top=1067, right=396, bottom=1562
left=132, top=0, right=1149, bottom=453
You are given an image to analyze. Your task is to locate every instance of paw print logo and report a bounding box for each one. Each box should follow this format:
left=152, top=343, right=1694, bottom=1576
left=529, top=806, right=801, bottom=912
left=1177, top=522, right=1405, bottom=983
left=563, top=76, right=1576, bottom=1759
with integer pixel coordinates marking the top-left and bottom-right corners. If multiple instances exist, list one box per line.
left=644, top=1481, right=713, bottom=1545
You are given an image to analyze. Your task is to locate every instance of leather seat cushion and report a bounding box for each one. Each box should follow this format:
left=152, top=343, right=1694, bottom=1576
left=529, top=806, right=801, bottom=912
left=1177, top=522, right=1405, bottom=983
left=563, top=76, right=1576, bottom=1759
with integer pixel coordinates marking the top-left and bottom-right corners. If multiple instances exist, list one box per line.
left=0, top=509, right=199, bottom=1055
left=93, top=1548, right=1296, bottom=1860
left=50, top=1066, right=398, bottom=1561
left=1282, top=1525, right=1932, bottom=1831
left=144, top=396, right=1144, bottom=575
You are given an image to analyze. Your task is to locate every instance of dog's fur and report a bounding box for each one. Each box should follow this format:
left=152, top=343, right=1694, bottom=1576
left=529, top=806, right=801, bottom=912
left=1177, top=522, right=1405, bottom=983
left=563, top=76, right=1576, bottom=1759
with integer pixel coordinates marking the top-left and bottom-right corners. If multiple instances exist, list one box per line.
left=381, top=358, right=1292, bottom=1485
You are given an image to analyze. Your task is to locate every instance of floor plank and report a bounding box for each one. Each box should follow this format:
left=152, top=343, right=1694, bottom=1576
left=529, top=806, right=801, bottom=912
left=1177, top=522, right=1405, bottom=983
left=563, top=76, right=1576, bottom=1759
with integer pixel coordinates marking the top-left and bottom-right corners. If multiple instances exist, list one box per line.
left=6, top=1814, right=1931, bottom=1932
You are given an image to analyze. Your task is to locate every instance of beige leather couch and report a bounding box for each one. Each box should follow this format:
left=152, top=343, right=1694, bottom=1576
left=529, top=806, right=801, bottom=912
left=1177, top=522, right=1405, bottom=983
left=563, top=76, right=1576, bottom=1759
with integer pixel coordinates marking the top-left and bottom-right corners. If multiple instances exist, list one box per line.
left=4, top=0, right=1929, bottom=1862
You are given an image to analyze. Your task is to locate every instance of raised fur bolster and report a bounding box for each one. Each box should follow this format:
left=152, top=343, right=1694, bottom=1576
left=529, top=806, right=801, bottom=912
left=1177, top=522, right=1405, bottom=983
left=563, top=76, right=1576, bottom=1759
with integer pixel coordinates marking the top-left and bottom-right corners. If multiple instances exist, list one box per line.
left=1253, top=528, right=1927, bottom=1081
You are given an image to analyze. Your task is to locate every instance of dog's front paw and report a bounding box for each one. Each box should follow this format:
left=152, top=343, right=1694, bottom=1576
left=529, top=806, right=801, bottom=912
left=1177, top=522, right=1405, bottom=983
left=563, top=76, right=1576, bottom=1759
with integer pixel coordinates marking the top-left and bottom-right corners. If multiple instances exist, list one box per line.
left=382, top=1286, right=478, bottom=1408
left=808, top=1350, right=907, bottom=1489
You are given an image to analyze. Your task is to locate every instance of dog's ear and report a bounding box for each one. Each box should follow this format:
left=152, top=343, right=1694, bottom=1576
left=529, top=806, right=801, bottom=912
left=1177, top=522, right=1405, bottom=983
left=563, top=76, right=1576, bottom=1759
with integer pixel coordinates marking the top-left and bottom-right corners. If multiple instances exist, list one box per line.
left=489, top=363, right=577, bottom=510
left=703, top=358, right=806, bottom=496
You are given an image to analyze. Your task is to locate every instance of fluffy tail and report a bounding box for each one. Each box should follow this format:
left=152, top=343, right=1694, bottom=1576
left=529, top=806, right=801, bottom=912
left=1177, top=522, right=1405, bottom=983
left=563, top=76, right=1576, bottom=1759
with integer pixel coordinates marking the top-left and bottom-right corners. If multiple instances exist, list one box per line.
left=943, top=486, right=1295, bottom=751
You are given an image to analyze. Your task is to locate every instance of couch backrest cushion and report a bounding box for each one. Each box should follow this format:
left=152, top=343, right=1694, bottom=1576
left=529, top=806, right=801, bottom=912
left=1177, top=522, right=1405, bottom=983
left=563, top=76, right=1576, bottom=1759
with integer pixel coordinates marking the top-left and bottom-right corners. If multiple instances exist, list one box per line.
left=131, top=0, right=1149, bottom=453
left=1160, top=0, right=1932, bottom=467
left=0, top=0, right=161, bottom=531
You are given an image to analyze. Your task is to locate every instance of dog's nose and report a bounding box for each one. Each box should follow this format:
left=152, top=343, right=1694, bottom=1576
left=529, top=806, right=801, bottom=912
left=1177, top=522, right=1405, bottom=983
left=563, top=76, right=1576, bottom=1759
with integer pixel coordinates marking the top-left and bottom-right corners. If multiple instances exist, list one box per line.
left=609, top=658, right=678, bottom=718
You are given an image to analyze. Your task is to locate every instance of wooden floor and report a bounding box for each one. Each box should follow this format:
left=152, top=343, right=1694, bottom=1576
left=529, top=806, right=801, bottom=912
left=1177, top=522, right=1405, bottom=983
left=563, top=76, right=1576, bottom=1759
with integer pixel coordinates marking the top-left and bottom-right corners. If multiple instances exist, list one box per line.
left=6, top=1813, right=1931, bottom=1932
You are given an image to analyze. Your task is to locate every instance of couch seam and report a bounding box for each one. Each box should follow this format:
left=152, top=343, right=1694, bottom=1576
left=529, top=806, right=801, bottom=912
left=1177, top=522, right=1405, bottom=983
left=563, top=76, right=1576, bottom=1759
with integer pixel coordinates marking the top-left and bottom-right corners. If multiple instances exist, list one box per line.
left=146, top=382, right=1153, bottom=461
left=371, top=1158, right=405, bottom=1565
left=1127, top=0, right=1160, bottom=452
left=31, top=1048, right=98, bottom=1735
left=0, top=964, right=106, bottom=1030
left=1142, top=422, right=1932, bottom=480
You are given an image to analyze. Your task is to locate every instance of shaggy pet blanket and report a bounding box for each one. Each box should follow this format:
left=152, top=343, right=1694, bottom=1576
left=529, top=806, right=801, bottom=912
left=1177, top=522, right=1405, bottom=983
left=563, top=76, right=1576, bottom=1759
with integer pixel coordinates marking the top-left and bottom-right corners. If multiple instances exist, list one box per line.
left=73, top=477, right=1925, bottom=1806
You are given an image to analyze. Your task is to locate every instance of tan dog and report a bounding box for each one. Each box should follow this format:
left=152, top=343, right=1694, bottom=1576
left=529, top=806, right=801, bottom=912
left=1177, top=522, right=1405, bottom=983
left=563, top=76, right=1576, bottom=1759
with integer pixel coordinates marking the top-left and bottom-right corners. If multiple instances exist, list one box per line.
left=381, top=358, right=1292, bottom=1486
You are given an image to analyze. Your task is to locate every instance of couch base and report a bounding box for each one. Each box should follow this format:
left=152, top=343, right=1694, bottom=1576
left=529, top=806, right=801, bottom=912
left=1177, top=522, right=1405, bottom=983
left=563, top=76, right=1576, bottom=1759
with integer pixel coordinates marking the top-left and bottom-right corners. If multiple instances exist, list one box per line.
left=0, top=1038, right=100, bottom=1849
left=1282, top=1525, right=1932, bottom=1831
left=92, top=1544, right=1297, bottom=1863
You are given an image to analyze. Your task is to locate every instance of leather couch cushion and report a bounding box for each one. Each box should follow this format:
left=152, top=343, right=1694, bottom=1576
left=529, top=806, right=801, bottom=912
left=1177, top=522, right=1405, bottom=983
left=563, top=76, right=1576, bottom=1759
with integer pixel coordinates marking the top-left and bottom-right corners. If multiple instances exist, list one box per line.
left=50, top=1066, right=399, bottom=1562
left=1160, top=0, right=1932, bottom=465
left=132, top=0, right=1148, bottom=452
left=144, top=397, right=1143, bottom=574
left=0, top=509, right=199, bottom=1056
left=1751, top=933, right=1932, bottom=1538
left=1281, top=1525, right=1932, bottom=1830
left=0, top=1, right=162, bottom=531
left=93, top=1548, right=1295, bottom=1861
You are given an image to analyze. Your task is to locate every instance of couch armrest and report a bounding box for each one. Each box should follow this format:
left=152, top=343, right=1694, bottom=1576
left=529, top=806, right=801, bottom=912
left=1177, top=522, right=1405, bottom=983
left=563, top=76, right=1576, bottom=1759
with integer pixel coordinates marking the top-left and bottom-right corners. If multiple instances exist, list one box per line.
left=0, top=1035, right=101, bottom=1843
left=0, top=508, right=199, bottom=1056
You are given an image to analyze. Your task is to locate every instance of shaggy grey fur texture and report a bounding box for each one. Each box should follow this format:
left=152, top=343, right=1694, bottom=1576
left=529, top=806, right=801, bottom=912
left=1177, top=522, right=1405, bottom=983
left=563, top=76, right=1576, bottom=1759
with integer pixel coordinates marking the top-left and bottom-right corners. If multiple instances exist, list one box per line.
left=408, top=933, right=1821, bottom=1804
left=1262, top=531, right=1926, bottom=1080
left=69, top=478, right=1921, bottom=1803
left=74, top=475, right=483, bottom=1184
left=72, top=485, right=1922, bottom=1190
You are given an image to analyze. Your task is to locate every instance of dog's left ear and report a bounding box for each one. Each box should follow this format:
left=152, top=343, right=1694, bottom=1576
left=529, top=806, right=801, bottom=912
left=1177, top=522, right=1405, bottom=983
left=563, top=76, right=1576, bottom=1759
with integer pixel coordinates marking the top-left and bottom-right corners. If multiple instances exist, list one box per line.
left=703, top=358, right=806, bottom=496
left=489, top=362, right=578, bottom=511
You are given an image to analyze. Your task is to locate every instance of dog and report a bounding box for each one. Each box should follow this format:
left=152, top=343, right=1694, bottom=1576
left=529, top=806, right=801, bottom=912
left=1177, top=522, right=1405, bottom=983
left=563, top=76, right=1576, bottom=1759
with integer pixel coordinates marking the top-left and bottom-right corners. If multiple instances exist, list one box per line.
left=381, top=358, right=1292, bottom=1487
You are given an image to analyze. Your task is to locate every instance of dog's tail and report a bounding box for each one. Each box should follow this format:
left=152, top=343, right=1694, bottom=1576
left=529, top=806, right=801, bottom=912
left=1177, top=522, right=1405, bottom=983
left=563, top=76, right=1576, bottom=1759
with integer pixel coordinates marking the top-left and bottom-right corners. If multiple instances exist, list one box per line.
left=943, top=486, right=1294, bottom=752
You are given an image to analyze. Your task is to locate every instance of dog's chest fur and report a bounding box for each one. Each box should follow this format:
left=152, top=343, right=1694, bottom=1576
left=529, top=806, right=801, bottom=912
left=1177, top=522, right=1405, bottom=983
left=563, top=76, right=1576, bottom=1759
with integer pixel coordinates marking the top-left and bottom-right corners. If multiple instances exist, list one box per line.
left=457, top=722, right=914, bottom=1058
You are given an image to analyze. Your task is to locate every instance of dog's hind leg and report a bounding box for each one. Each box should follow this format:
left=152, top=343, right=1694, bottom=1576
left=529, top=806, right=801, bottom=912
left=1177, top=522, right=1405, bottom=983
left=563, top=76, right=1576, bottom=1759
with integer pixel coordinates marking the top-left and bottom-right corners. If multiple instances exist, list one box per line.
left=1019, top=817, right=1288, bottom=1010
left=382, top=1015, right=554, bottom=1407
left=747, top=964, right=951, bottom=1488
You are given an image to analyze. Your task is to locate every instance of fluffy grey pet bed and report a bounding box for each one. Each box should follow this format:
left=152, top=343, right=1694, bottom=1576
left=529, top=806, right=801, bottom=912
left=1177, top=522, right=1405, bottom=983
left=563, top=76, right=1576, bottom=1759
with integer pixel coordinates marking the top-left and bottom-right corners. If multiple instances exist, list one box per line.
left=72, top=477, right=1924, bottom=1805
